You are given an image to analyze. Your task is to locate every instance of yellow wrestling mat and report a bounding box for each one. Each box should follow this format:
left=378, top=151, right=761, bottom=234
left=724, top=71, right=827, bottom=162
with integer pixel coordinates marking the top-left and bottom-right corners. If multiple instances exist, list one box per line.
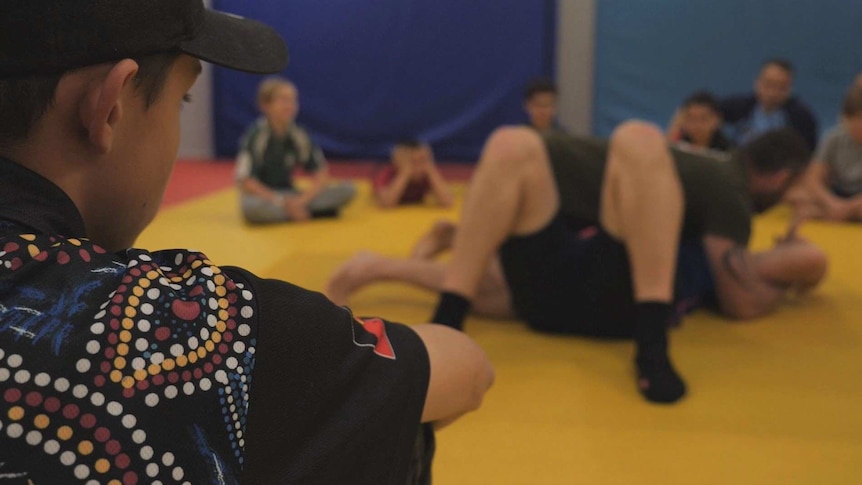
left=138, top=181, right=862, bottom=484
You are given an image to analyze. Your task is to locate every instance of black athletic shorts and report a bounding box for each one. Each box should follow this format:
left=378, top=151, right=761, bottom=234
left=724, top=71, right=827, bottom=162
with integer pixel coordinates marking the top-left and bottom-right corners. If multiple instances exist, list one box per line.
left=832, top=185, right=861, bottom=199
left=498, top=213, right=715, bottom=338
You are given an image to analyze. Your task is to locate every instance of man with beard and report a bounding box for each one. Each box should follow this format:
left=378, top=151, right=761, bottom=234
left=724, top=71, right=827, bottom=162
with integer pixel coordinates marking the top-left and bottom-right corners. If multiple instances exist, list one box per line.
left=720, top=59, right=819, bottom=150
left=424, top=123, right=827, bottom=404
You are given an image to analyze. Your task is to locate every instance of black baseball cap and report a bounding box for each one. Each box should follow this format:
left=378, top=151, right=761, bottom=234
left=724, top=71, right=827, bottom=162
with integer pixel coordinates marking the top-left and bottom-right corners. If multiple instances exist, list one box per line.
left=0, top=0, right=288, bottom=78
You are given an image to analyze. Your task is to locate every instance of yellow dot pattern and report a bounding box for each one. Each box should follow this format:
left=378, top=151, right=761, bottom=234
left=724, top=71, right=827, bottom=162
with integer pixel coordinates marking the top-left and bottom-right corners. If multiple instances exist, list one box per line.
left=57, top=426, right=73, bottom=441
left=94, top=458, right=110, bottom=474
left=8, top=406, right=24, bottom=421
left=78, top=440, right=94, bottom=455
left=106, top=258, right=235, bottom=385
left=34, top=414, right=50, bottom=429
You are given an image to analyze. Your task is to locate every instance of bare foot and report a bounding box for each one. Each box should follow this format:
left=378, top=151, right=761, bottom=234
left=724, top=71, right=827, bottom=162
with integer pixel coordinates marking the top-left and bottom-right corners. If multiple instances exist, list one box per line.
left=326, top=251, right=383, bottom=306
left=410, top=220, right=457, bottom=260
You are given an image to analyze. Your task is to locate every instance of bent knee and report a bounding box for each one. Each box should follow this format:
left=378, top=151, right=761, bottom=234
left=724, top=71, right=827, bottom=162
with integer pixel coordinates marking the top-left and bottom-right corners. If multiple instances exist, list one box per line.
left=611, top=120, right=665, bottom=143
left=609, top=120, right=673, bottom=171
left=482, top=126, right=546, bottom=167
left=610, top=120, right=666, bottom=152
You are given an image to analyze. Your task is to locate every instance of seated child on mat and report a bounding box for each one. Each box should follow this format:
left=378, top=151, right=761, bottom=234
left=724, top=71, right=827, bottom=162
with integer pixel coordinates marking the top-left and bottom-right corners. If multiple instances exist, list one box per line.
left=373, top=139, right=454, bottom=208
left=668, top=91, right=734, bottom=153
left=236, top=77, right=355, bottom=223
left=785, top=87, right=862, bottom=221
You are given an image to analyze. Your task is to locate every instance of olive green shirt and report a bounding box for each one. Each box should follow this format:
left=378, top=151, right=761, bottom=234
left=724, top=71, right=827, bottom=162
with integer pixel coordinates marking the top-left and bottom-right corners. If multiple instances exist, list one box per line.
left=544, top=133, right=752, bottom=245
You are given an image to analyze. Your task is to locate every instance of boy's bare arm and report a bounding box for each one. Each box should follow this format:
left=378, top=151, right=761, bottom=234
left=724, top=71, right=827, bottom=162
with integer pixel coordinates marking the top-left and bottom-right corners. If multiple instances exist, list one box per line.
left=376, top=164, right=413, bottom=208
left=424, top=162, right=455, bottom=207
left=409, top=324, right=494, bottom=425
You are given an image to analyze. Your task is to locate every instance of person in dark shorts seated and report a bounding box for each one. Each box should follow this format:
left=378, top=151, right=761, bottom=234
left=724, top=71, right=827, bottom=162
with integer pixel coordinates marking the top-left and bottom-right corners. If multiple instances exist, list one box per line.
left=373, top=140, right=454, bottom=208
left=0, top=2, right=494, bottom=483
left=424, top=124, right=827, bottom=405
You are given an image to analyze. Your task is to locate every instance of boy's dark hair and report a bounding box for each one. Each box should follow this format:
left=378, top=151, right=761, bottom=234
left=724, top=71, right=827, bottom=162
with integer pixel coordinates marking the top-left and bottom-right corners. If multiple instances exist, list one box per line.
left=524, top=79, right=557, bottom=101
left=0, top=53, right=178, bottom=145
left=761, top=58, right=795, bottom=76
left=842, top=87, right=862, bottom=117
left=682, top=90, right=720, bottom=113
left=740, top=128, right=811, bottom=175
left=395, top=139, right=424, bottom=149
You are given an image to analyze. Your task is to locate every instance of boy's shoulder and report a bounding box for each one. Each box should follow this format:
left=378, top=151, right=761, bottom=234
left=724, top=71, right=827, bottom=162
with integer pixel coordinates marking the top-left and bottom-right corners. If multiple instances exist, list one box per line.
left=242, top=117, right=271, bottom=139
left=287, top=123, right=312, bottom=140
left=0, top=230, right=262, bottom=481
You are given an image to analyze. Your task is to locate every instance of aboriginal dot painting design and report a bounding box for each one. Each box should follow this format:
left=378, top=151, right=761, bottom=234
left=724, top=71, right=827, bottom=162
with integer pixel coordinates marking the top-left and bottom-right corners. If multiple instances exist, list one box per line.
left=0, top=234, right=258, bottom=483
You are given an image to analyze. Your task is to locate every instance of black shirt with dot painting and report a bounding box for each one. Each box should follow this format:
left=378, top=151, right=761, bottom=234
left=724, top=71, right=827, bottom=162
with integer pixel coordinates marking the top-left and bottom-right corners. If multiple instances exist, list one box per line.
left=0, top=158, right=430, bottom=484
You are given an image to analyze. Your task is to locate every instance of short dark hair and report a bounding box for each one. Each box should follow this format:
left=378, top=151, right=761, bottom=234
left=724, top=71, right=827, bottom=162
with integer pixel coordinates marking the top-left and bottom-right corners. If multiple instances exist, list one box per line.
left=524, top=79, right=557, bottom=101
left=842, top=87, right=862, bottom=118
left=740, top=128, right=811, bottom=175
left=395, top=139, right=424, bottom=149
left=682, top=90, right=720, bottom=113
left=761, top=58, right=794, bottom=76
left=0, top=53, right=179, bottom=145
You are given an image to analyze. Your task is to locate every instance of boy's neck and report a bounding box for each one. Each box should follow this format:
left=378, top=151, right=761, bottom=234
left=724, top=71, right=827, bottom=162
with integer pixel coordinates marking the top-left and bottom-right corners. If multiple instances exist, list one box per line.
left=268, top=119, right=293, bottom=136
left=690, top=132, right=712, bottom=147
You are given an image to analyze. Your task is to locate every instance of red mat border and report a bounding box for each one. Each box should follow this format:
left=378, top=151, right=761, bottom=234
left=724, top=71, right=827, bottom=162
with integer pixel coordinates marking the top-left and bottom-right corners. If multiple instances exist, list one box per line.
left=162, top=159, right=475, bottom=208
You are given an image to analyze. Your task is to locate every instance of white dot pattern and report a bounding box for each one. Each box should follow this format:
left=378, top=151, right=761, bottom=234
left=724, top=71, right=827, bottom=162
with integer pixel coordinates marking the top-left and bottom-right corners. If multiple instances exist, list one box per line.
left=0, top=247, right=260, bottom=480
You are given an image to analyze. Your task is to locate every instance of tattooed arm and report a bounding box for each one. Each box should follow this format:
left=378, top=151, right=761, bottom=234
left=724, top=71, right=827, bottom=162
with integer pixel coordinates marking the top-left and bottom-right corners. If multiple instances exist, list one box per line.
left=703, top=235, right=827, bottom=320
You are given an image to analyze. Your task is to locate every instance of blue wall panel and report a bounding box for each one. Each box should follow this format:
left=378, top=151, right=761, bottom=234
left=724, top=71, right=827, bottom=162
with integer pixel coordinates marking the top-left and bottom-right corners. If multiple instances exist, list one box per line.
left=213, top=0, right=556, bottom=161
left=594, top=1, right=862, bottom=139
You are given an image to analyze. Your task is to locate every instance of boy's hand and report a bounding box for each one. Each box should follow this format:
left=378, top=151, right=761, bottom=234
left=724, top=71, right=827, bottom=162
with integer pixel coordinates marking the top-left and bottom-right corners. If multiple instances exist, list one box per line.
left=283, top=196, right=310, bottom=221
left=775, top=214, right=805, bottom=245
left=396, top=157, right=414, bottom=176
left=393, top=148, right=412, bottom=172
left=825, top=199, right=858, bottom=221
left=415, top=153, right=435, bottom=174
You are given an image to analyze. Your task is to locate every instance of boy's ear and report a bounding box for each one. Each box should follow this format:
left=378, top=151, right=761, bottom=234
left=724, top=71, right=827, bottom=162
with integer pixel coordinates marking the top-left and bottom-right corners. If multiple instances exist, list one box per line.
left=78, top=59, right=139, bottom=153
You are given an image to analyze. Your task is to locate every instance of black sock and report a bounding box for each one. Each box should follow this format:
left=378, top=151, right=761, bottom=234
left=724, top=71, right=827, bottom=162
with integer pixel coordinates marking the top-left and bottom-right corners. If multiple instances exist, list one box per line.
left=311, top=208, right=339, bottom=219
left=431, top=292, right=471, bottom=330
left=634, top=302, right=686, bottom=404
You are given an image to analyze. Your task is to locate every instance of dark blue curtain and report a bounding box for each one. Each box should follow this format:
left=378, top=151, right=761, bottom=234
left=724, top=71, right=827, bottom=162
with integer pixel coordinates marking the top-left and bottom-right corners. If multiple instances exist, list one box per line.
left=593, top=0, right=862, bottom=139
left=212, top=0, right=556, bottom=161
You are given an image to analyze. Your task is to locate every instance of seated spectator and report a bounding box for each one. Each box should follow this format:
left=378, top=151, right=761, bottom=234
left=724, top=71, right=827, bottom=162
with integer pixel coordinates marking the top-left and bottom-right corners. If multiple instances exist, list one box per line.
left=668, top=91, right=734, bottom=153
left=524, top=79, right=566, bottom=135
left=786, top=87, right=862, bottom=221
left=720, top=58, right=819, bottom=150
left=236, top=77, right=356, bottom=223
left=374, top=140, right=455, bottom=208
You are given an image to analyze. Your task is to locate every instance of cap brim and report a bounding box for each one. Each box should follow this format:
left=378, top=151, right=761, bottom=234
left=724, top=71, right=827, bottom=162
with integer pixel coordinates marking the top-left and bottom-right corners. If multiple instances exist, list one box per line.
left=179, top=9, right=287, bottom=74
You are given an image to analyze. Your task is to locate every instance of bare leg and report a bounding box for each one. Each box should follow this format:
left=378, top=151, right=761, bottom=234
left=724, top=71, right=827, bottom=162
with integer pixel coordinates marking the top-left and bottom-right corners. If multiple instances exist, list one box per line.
left=601, top=121, right=683, bottom=301
left=410, top=220, right=458, bottom=260
left=326, top=252, right=513, bottom=319
left=440, top=127, right=559, bottom=301
left=409, top=219, right=512, bottom=316
left=600, top=121, right=686, bottom=403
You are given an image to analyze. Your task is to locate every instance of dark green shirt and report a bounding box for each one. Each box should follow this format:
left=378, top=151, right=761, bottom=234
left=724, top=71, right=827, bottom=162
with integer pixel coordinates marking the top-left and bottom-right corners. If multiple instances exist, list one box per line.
left=235, top=119, right=326, bottom=190
left=544, top=133, right=752, bottom=245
